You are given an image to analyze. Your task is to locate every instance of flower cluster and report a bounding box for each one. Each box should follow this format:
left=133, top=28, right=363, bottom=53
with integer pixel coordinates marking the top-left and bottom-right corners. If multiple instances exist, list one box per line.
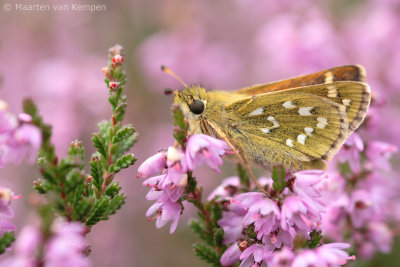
left=0, top=187, right=20, bottom=236
left=0, top=103, right=41, bottom=167
left=138, top=134, right=230, bottom=233
left=215, top=170, right=339, bottom=266
left=318, top=132, right=398, bottom=259
left=0, top=222, right=90, bottom=267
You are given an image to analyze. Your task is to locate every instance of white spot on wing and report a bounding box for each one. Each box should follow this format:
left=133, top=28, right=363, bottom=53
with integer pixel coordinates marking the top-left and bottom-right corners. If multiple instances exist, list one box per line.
left=316, top=117, right=328, bottom=128
left=324, top=71, right=334, bottom=83
left=298, top=107, right=313, bottom=116
left=261, top=128, right=271, bottom=134
left=304, top=127, right=314, bottom=136
left=249, top=107, right=264, bottom=116
left=283, top=100, right=296, bottom=109
left=297, top=134, right=307, bottom=145
left=286, top=139, right=294, bottom=147
left=327, top=85, right=337, bottom=98
left=342, top=99, right=352, bottom=106
left=267, top=116, right=280, bottom=128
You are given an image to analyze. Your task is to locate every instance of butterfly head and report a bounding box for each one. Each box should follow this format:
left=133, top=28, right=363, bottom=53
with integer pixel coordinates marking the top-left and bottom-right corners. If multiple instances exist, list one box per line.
left=174, top=86, right=207, bottom=115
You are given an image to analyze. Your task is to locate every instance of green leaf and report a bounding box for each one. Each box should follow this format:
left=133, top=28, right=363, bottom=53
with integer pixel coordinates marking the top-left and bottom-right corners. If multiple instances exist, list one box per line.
left=171, top=104, right=188, bottom=146
left=105, top=182, right=121, bottom=198
left=187, top=174, right=197, bottom=193
left=67, top=140, right=85, bottom=169
left=272, top=165, right=287, bottom=194
left=109, top=153, right=137, bottom=174
left=192, top=243, right=222, bottom=267
left=72, top=198, right=94, bottom=222
left=92, top=132, right=108, bottom=159
left=90, top=156, right=104, bottom=191
left=85, top=196, right=109, bottom=226
left=306, top=230, right=323, bottom=249
left=213, top=228, right=224, bottom=247
left=84, top=194, right=126, bottom=226
left=112, top=133, right=138, bottom=160
left=0, top=232, right=15, bottom=254
left=237, top=164, right=250, bottom=188
left=111, top=125, right=136, bottom=144
left=189, top=219, right=214, bottom=246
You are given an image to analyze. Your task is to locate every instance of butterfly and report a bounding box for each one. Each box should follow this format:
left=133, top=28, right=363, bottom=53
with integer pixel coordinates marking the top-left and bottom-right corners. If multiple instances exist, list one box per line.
left=166, top=65, right=370, bottom=186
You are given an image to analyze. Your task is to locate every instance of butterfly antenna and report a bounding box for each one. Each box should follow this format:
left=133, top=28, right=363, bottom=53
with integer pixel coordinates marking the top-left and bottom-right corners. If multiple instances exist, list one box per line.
left=161, top=65, right=188, bottom=88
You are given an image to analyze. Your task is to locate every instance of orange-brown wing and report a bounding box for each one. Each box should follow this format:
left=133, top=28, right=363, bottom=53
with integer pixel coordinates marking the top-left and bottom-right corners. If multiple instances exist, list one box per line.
left=235, top=65, right=366, bottom=96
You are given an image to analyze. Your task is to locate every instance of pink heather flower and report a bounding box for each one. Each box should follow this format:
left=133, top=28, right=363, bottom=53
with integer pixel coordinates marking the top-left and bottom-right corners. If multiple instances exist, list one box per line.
left=145, top=198, right=181, bottom=234
left=137, top=151, right=167, bottom=178
left=108, top=81, right=120, bottom=90
left=207, top=176, right=240, bottom=201
left=45, top=222, right=91, bottom=267
left=291, top=243, right=354, bottom=267
left=354, top=222, right=393, bottom=259
left=366, top=141, right=397, bottom=171
left=220, top=242, right=241, bottom=266
left=348, top=189, right=374, bottom=228
left=292, top=170, right=325, bottom=217
left=236, top=193, right=281, bottom=244
left=186, top=134, right=230, bottom=173
left=0, top=187, right=20, bottom=235
left=280, top=196, right=321, bottom=236
left=239, top=243, right=271, bottom=267
left=0, top=225, right=41, bottom=267
left=268, top=247, right=295, bottom=267
left=112, top=55, right=124, bottom=65
left=0, top=110, right=41, bottom=167
left=337, top=133, right=364, bottom=173
left=0, top=110, right=17, bottom=134
left=17, top=113, right=32, bottom=123
left=218, top=203, right=247, bottom=244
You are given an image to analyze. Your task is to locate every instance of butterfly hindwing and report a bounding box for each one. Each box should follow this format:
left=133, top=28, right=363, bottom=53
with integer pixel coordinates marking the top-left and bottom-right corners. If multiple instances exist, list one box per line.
left=235, top=65, right=366, bottom=96
left=224, top=86, right=354, bottom=169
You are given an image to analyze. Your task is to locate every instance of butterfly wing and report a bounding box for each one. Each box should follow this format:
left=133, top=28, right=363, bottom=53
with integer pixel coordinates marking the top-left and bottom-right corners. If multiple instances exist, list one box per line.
left=224, top=81, right=370, bottom=170
left=235, top=65, right=366, bottom=96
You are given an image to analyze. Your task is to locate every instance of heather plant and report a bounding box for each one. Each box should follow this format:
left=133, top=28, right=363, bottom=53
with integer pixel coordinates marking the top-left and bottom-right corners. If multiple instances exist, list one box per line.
left=0, top=45, right=137, bottom=266
left=138, top=98, right=398, bottom=266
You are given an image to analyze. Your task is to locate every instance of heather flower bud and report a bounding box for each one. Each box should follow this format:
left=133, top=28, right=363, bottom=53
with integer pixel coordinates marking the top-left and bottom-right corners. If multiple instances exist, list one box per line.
left=112, top=55, right=124, bottom=65
left=108, top=81, right=120, bottom=90
left=17, top=113, right=32, bottom=123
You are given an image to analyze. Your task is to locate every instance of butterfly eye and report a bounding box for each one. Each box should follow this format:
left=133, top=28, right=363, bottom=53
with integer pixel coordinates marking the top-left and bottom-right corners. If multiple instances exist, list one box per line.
left=189, top=99, right=205, bottom=114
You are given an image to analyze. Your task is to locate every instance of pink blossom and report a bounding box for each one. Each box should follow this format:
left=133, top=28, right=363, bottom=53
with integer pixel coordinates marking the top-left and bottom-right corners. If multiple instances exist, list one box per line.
left=348, top=190, right=374, bottom=228
left=280, top=196, right=321, bottom=236
left=186, top=134, right=230, bottom=173
left=218, top=203, right=247, bottom=244
left=220, top=242, right=241, bottom=266
left=268, top=247, right=294, bottom=267
left=0, top=109, right=41, bottom=167
left=236, top=193, right=281, bottom=244
left=239, top=243, right=271, bottom=267
left=291, top=243, right=354, bottom=267
left=45, top=222, right=91, bottom=267
left=137, top=151, right=167, bottom=178
left=0, top=187, right=20, bottom=235
left=336, top=133, right=364, bottom=173
left=207, top=176, right=240, bottom=201
left=145, top=198, right=181, bottom=234
left=366, top=141, right=397, bottom=171
left=0, top=225, right=41, bottom=266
